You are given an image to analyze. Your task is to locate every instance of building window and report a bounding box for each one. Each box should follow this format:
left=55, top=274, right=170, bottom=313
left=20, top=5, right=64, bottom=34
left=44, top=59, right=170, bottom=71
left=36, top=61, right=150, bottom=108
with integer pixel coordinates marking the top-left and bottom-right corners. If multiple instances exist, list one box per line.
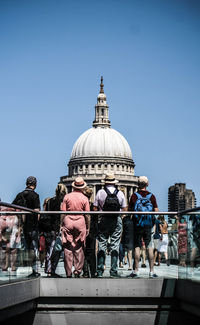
left=111, top=164, right=114, bottom=169
left=92, top=164, right=95, bottom=169
left=98, top=164, right=101, bottom=169
left=80, top=165, right=83, bottom=170
left=105, top=164, right=107, bottom=168
left=85, top=164, right=88, bottom=169
left=117, top=164, right=119, bottom=169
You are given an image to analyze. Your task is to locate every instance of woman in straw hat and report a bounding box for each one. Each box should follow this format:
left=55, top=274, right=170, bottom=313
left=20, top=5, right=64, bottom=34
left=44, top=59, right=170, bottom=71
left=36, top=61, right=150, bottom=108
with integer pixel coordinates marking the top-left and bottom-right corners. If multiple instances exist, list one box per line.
left=61, top=177, right=90, bottom=278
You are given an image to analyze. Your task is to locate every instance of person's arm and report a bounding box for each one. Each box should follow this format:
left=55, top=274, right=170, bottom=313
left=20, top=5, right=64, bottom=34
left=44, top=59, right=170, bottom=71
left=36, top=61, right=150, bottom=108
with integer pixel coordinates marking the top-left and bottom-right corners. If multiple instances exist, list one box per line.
left=60, top=196, right=67, bottom=228
left=151, top=193, right=158, bottom=213
left=35, top=194, right=41, bottom=220
left=159, top=223, right=163, bottom=240
left=119, top=191, right=128, bottom=219
left=34, top=208, right=40, bottom=221
left=128, top=194, right=136, bottom=219
left=121, top=206, right=128, bottom=219
left=84, top=199, right=90, bottom=236
left=128, top=194, right=134, bottom=211
left=85, top=215, right=91, bottom=236
left=152, top=195, right=159, bottom=227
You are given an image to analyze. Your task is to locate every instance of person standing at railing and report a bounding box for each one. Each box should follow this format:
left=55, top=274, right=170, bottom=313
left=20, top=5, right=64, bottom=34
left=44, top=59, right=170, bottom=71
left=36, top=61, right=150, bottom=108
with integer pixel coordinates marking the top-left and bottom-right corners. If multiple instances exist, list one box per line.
left=177, top=216, right=188, bottom=267
left=157, top=215, right=170, bottom=266
left=189, top=214, right=200, bottom=274
left=40, top=184, right=67, bottom=278
left=153, top=217, right=161, bottom=266
left=0, top=206, right=21, bottom=273
left=12, top=176, right=40, bottom=277
left=93, top=174, right=127, bottom=278
left=61, top=177, right=90, bottom=278
left=128, top=176, right=159, bottom=278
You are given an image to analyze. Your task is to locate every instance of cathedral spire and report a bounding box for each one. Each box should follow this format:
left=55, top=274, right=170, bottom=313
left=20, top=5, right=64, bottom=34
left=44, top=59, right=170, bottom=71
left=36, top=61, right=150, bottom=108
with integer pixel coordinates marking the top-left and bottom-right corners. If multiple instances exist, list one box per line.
left=93, top=76, right=111, bottom=128
left=100, top=76, right=104, bottom=93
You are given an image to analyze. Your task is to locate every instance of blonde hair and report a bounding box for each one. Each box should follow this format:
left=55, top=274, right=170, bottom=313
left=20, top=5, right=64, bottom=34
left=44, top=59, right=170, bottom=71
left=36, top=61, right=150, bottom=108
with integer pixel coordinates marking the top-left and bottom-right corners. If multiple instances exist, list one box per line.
left=118, top=186, right=125, bottom=195
left=55, top=183, right=67, bottom=200
left=83, top=186, right=93, bottom=199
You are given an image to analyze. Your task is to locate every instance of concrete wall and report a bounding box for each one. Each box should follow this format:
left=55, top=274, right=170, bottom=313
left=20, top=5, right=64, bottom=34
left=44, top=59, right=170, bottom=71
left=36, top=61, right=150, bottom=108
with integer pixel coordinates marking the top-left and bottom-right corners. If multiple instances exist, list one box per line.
left=1, top=278, right=200, bottom=325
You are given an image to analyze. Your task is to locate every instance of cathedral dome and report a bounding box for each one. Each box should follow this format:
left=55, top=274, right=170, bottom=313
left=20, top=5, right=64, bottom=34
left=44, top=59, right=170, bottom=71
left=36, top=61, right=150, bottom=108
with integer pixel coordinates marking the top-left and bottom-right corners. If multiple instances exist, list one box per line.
left=71, top=127, right=132, bottom=159
left=60, top=76, right=138, bottom=197
left=62, top=76, right=136, bottom=187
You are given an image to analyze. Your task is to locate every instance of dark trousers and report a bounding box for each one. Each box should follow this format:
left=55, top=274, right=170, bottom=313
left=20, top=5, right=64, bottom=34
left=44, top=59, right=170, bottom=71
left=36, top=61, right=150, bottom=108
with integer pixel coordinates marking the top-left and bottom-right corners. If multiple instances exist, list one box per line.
left=82, top=235, right=96, bottom=277
left=44, top=231, right=61, bottom=274
left=23, top=230, right=39, bottom=270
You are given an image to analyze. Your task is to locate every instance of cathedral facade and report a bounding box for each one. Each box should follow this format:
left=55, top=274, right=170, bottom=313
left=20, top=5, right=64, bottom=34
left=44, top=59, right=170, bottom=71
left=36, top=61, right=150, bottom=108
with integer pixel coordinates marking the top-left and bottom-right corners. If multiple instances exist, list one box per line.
left=60, top=77, right=138, bottom=201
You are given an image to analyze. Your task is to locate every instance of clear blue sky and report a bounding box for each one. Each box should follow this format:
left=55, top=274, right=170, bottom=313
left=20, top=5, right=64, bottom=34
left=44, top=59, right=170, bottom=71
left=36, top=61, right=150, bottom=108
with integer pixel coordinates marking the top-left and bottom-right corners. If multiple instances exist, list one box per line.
left=0, top=0, right=199, bottom=210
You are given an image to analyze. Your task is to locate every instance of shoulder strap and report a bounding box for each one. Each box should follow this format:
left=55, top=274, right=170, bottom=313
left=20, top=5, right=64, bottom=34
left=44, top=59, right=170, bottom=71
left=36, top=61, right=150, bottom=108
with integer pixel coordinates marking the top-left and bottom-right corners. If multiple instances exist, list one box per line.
left=135, top=192, right=142, bottom=199
left=113, top=189, right=119, bottom=196
left=104, top=187, right=111, bottom=195
left=146, top=193, right=152, bottom=200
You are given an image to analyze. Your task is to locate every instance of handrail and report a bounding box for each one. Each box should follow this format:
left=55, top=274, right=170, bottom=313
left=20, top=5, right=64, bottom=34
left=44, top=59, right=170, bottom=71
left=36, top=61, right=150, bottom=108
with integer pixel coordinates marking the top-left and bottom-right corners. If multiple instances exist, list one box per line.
left=1, top=201, right=199, bottom=216
left=0, top=201, right=38, bottom=214
left=177, top=206, right=200, bottom=215
left=0, top=210, right=178, bottom=215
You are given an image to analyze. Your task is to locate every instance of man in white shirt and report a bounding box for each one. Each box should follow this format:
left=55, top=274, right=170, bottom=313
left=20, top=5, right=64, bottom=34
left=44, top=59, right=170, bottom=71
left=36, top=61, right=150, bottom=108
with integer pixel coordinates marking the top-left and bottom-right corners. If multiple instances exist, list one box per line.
left=93, top=174, right=127, bottom=277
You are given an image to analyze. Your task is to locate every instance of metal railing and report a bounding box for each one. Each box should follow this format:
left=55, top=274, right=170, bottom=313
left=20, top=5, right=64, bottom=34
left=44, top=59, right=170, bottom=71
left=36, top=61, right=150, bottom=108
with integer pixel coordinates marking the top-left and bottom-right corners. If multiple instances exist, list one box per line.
left=0, top=201, right=200, bottom=284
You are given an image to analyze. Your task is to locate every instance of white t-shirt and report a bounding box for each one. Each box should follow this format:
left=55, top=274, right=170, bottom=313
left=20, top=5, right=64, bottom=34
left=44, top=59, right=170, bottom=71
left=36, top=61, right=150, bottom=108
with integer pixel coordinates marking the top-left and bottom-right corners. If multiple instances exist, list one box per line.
left=93, top=185, right=127, bottom=210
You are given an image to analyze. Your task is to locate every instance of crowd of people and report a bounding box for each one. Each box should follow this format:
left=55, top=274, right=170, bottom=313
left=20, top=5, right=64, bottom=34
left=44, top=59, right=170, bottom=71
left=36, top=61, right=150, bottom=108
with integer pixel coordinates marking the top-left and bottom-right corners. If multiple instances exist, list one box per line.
left=0, top=174, right=198, bottom=278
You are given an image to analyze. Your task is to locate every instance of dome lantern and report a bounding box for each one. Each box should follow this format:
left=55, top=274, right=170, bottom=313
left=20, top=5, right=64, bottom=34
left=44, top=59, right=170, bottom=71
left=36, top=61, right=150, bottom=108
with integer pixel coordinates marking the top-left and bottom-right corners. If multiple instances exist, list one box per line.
left=93, top=76, right=111, bottom=128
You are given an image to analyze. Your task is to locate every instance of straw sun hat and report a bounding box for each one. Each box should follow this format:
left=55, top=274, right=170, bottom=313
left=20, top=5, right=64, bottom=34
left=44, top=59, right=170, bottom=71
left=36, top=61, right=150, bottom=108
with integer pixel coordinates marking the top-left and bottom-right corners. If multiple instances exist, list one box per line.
left=101, top=174, right=119, bottom=184
left=72, top=177, right=87, bottom=189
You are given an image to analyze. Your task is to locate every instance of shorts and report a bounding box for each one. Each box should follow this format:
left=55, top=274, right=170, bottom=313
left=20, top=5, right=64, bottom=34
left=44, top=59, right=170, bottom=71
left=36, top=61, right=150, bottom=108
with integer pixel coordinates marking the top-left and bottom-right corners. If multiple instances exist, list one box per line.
left=153, top=239, right=160, bottom=250
left=157, top=234, right=168, bottom=252
left=134, top=227, right=153, bottom=249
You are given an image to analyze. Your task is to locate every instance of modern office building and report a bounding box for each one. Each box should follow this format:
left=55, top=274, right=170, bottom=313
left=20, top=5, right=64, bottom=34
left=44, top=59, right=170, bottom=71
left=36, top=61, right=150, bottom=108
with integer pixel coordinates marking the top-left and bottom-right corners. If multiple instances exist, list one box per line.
left=60, top=77, right=138, bottom=201
left=168, top=183, right=196, bottom=212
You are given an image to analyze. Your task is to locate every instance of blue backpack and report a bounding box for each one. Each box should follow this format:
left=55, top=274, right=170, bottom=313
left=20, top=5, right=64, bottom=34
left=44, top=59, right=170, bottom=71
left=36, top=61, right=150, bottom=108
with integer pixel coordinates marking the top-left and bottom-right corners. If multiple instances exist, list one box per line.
left=134, top=192, right=154, bottom=228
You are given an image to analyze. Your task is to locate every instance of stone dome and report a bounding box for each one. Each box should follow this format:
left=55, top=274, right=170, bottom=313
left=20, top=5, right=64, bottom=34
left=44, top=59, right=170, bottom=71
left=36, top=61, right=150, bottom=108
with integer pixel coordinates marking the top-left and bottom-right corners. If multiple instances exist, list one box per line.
left=60, top=76, right=138, bottom=199
left=71, top=127, right=132, bottom=159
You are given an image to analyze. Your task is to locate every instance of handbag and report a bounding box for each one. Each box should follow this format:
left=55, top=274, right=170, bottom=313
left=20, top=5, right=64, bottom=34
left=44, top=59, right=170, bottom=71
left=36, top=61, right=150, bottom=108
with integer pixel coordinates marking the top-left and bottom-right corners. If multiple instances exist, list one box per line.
left=54, top=235, right=63, bottom=252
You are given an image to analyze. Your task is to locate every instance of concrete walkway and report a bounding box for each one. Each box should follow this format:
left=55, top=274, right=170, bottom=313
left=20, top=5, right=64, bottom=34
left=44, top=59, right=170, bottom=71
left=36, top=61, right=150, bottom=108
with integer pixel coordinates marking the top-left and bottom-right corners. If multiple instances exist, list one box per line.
left=1, top=255, right=200, bottom=283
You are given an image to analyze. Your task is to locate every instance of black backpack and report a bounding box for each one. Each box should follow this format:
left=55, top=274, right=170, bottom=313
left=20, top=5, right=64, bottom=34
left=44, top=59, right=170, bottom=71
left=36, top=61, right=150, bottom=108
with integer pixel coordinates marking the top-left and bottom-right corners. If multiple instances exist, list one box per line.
left=13, top=191, right=28, bottom=208
left=102, top=187, right=121, bottom=217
